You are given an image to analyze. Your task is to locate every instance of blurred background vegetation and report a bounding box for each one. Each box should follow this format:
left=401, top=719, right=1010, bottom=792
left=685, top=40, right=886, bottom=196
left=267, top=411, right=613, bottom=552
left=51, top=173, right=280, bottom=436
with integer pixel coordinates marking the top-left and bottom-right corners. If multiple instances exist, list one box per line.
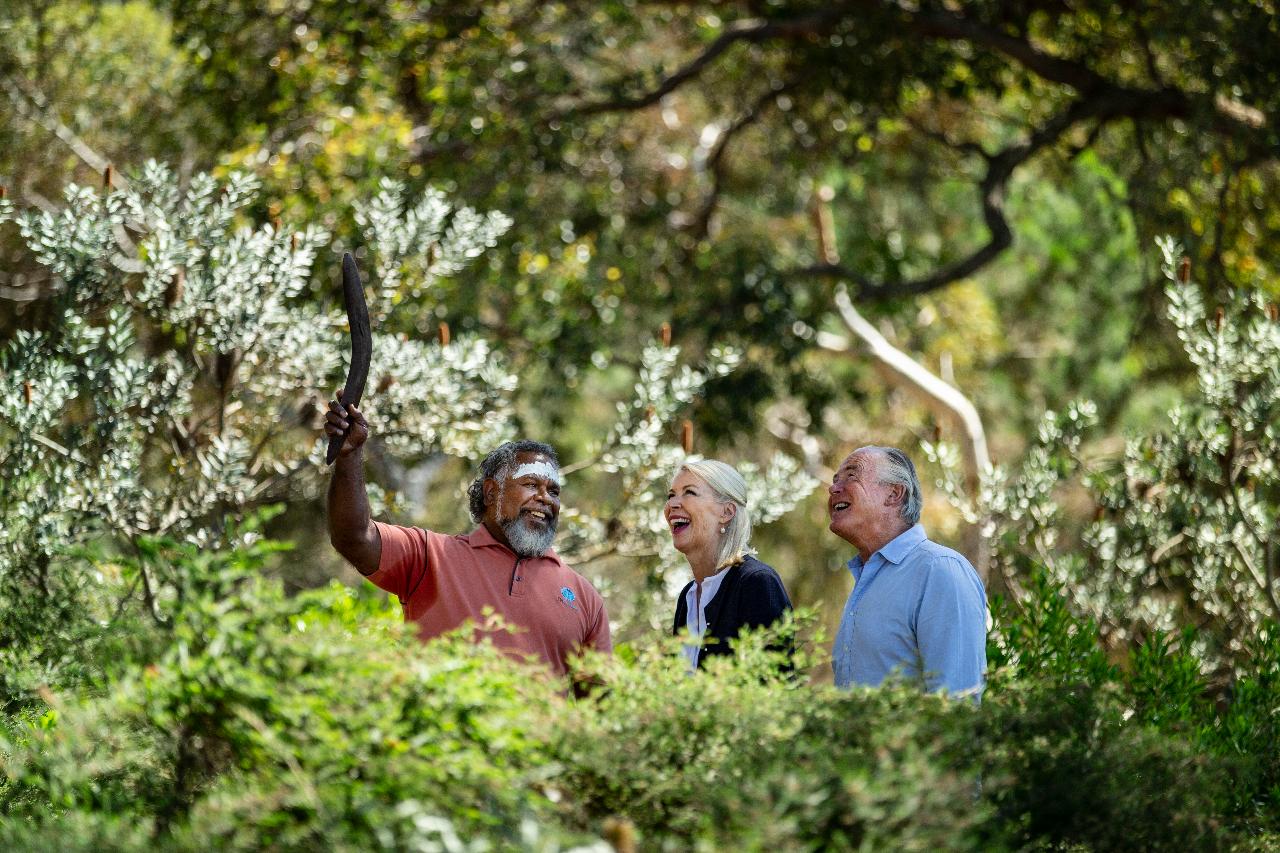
left=2, top=2, right=1279, bottom=846
left=6, top=0, right=1277, bottom=634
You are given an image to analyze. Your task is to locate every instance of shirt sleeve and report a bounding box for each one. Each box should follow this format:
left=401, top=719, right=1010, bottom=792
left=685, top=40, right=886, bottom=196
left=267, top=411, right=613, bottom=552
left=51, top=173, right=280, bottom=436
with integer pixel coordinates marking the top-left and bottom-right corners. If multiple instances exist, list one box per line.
left=583, top=587, right=613, bottom=655
left=367, top=521, right=430, bottom=601
left=915, top=555, right=987, bottom=696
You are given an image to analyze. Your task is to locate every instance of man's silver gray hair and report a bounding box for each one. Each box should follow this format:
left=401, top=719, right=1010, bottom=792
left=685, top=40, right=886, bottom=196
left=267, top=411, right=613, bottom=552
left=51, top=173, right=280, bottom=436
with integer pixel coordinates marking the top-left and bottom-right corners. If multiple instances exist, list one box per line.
left=859, top=446, right=923, bottom=527
left=677, top=458, right=756, bottom=570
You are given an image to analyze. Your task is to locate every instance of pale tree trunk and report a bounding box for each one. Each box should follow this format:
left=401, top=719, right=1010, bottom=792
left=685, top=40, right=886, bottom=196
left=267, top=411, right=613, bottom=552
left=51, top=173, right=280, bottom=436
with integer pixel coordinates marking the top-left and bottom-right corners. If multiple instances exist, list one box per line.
left=812, top=192, right=991, bottom=581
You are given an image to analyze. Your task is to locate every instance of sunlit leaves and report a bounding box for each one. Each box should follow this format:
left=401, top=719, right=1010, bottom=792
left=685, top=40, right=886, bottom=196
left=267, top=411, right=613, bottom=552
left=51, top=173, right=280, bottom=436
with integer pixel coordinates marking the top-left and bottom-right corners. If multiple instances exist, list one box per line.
left=931, top=237, right=1280, bottom=671
left=355, top=177, right=513, bottom=312
left=0, top=166, right=524, bottom=629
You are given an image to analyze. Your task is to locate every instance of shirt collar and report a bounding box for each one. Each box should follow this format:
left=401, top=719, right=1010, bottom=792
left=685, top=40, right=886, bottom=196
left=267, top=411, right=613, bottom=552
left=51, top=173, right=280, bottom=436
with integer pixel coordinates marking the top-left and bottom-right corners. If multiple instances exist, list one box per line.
left=467, top=524, right=561, bottom=563
left=691, top=563, right=732, bottom=596
left=847, top=523, right=927, bottom=578
left=468, top=524, right=506, bottom=550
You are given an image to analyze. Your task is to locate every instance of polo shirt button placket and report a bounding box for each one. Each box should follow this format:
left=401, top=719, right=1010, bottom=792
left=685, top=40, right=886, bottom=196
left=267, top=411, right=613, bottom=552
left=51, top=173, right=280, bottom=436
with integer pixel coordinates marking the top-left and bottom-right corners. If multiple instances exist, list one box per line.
left=510, top=557, right=524, bottom=597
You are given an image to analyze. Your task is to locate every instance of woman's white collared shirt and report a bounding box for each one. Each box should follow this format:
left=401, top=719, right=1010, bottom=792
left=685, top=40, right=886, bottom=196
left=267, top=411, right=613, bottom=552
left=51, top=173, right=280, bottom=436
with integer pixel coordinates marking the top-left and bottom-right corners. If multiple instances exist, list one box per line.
left=682, top=566, right=731, bottom=669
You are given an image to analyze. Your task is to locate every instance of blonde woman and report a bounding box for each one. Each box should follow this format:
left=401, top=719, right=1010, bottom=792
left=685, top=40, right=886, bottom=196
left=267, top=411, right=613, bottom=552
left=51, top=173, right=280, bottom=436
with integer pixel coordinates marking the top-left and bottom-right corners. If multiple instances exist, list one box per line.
left=664, top=458, right=792, bottom=669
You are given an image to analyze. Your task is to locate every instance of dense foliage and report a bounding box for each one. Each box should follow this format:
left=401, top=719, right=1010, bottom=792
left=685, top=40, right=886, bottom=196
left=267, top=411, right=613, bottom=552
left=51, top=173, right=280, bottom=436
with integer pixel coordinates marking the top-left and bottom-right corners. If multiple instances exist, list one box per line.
left=930, top=239, right=1280, bottom=676
left=3, top=2, right=1280, bottom=846
left=0, top=173, right=1276, bottom=845
left=0, top=535, right=1275, bottom=850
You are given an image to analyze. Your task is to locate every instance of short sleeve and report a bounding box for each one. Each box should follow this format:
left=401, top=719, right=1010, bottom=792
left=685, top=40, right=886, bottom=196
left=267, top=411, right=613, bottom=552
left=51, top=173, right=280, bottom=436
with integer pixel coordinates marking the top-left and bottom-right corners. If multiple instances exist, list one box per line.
left=915, top=555, right=987, bottom=695
left=367, top=522, right=430, bottom=601
left=586, top=593, right=613, bottom=655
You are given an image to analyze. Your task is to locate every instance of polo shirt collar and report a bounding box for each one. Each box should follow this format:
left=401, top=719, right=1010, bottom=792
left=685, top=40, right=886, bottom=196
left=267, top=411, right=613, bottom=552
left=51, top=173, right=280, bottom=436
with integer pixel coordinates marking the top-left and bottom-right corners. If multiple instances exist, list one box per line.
left=467, top=523, right=562, bottom=563
left=880, top=523, right=926, bottom=564
left=469, top=523, right=506, bottom=550
left=847, top=523, right=927, bottom=578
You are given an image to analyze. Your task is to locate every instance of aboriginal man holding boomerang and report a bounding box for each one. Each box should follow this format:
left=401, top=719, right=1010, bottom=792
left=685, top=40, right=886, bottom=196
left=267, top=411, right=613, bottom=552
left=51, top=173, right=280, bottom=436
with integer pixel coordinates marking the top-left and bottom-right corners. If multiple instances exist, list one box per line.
left=326, top=407, right=612, bottom=676
left=323, top=258, right=610, bottom=678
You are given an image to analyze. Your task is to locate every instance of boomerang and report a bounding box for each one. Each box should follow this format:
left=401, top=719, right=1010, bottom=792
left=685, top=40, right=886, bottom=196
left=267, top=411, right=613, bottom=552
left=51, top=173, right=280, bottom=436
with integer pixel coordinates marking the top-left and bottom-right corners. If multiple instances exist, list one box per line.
left=326, top=252, right=371, bottom=464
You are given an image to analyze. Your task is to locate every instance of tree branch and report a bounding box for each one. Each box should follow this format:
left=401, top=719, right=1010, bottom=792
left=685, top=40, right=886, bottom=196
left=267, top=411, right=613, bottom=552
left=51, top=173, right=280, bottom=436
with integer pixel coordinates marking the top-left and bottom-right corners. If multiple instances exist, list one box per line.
left=566, top=13, right=835, bottom=115
left=793, top=88, right=1180, bottom=298
left=832, top=288, right=991, bottom=479
left=900, top=2, right=1111, bottom=94
left=2, top=73, right=130, bottom=190
left=563, top=1, right=1273, bottom=301
left=690, top=82, right=794, bottom=237
left=899, top=1, right=1267, bottom=135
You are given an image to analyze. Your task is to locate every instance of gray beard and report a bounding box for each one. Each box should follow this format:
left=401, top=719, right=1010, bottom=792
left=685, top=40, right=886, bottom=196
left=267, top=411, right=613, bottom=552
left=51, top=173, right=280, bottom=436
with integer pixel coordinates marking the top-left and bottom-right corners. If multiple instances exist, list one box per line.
left=501, top=514, right=557, bottom=558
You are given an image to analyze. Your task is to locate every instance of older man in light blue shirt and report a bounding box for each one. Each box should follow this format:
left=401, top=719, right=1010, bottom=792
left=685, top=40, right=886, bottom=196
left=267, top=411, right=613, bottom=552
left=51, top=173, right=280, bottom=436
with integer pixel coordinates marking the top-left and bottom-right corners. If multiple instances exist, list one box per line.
left=828, top=446, right=986, bottom=695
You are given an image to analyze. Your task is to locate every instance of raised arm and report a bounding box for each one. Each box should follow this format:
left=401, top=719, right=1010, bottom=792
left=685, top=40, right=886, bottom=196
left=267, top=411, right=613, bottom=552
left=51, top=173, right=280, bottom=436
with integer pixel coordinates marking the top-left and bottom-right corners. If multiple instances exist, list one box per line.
left=325, top=398, right=381, bottom=576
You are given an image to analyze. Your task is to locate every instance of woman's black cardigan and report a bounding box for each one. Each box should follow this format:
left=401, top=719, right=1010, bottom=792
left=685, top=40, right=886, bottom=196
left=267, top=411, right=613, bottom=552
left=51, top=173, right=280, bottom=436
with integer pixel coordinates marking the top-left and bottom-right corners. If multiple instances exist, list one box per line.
left=671, top=555, right=793, bottom=668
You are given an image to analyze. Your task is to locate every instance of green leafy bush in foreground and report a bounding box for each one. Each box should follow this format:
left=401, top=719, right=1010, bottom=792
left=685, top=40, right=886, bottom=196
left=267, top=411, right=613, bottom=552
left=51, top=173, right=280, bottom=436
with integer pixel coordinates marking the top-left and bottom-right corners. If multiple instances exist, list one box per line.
left=0, top=540, right=585, bottom=851
left=2, top=540, right=1276, bottom=851
left=987, top=567, right=1280, bottom=846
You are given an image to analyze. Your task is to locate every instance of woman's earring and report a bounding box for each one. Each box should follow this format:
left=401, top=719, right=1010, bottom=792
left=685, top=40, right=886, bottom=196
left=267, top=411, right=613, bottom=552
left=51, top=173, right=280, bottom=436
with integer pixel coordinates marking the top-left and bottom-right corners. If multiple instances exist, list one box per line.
left=719, top=525, right=726, bottom=534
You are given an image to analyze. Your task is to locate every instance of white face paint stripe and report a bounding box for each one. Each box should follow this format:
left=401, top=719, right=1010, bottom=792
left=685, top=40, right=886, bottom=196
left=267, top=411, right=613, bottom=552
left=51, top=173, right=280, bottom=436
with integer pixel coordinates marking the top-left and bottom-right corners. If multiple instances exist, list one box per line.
left=512, top=461, right=562, bottom=486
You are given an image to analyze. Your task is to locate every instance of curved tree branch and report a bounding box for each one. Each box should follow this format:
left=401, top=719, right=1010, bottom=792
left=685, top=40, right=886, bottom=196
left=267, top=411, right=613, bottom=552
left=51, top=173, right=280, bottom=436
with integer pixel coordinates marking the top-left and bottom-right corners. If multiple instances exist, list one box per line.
left=793, top=87, right=1195, bottom=298
left=901, top=1, right=1267, bottom=134
left=690, top=81, right=796, bottom=236
left=792, top=142, right=1015, bottom=298
left=563, top=3, right=1274, bottom=299
left=568, top=2, right=1268, bottom=134
left=566, top=13, right=836, bottom=116
left=901, top=3, right=1113, bottom=95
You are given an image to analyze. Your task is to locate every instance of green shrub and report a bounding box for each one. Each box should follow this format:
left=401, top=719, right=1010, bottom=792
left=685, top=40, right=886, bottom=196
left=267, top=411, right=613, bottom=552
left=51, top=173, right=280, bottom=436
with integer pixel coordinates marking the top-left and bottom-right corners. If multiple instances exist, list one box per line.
left=0, top=539, right=589, bottom=851
left=987, top=567, right=1279, bottom=846
left=0, top=541, right=1267, bottom=851
left=1205, top=626, right=1280, bottom=833
left=978, top=680, right=1226, bottom=852
left=987, top=561, right=1117, bottom=690
left=1111, top=619, right=1280, bottom=833
left=554, top=630, right=988, bottom=851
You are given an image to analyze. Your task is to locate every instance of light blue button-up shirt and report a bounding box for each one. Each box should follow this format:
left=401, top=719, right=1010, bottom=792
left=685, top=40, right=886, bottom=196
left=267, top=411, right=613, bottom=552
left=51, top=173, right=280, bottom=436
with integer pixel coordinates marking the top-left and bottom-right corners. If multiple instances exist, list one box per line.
left=832, top=524, right=987, bottom=695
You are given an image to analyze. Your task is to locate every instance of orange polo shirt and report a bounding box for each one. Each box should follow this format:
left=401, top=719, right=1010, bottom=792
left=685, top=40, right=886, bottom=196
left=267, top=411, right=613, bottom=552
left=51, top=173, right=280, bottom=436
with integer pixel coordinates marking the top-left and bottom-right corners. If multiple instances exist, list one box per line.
left=369, top=521, right=611, bottom=677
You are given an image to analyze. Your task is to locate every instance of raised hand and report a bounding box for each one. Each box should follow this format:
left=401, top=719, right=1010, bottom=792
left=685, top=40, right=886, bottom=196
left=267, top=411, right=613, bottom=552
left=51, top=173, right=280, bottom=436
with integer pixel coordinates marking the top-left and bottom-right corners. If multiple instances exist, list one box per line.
left=324, top=394, right=370, bottom=459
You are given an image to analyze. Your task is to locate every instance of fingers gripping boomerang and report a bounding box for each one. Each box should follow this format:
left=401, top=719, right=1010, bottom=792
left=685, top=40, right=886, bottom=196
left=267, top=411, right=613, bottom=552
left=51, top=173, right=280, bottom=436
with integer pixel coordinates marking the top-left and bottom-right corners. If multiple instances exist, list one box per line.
left=326, top=253, right=372, bottom=464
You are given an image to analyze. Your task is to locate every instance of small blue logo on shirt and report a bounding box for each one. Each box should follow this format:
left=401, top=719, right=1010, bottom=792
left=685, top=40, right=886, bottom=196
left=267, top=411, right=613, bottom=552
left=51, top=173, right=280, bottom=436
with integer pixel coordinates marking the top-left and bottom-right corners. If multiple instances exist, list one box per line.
left=559, top=587, right=578, bottom=610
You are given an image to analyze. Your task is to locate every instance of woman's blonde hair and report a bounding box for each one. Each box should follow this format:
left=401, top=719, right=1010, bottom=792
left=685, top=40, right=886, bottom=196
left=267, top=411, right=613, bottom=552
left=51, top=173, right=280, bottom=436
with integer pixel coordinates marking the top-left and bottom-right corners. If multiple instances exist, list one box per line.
left=678, top=457, right=755, bottom=570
